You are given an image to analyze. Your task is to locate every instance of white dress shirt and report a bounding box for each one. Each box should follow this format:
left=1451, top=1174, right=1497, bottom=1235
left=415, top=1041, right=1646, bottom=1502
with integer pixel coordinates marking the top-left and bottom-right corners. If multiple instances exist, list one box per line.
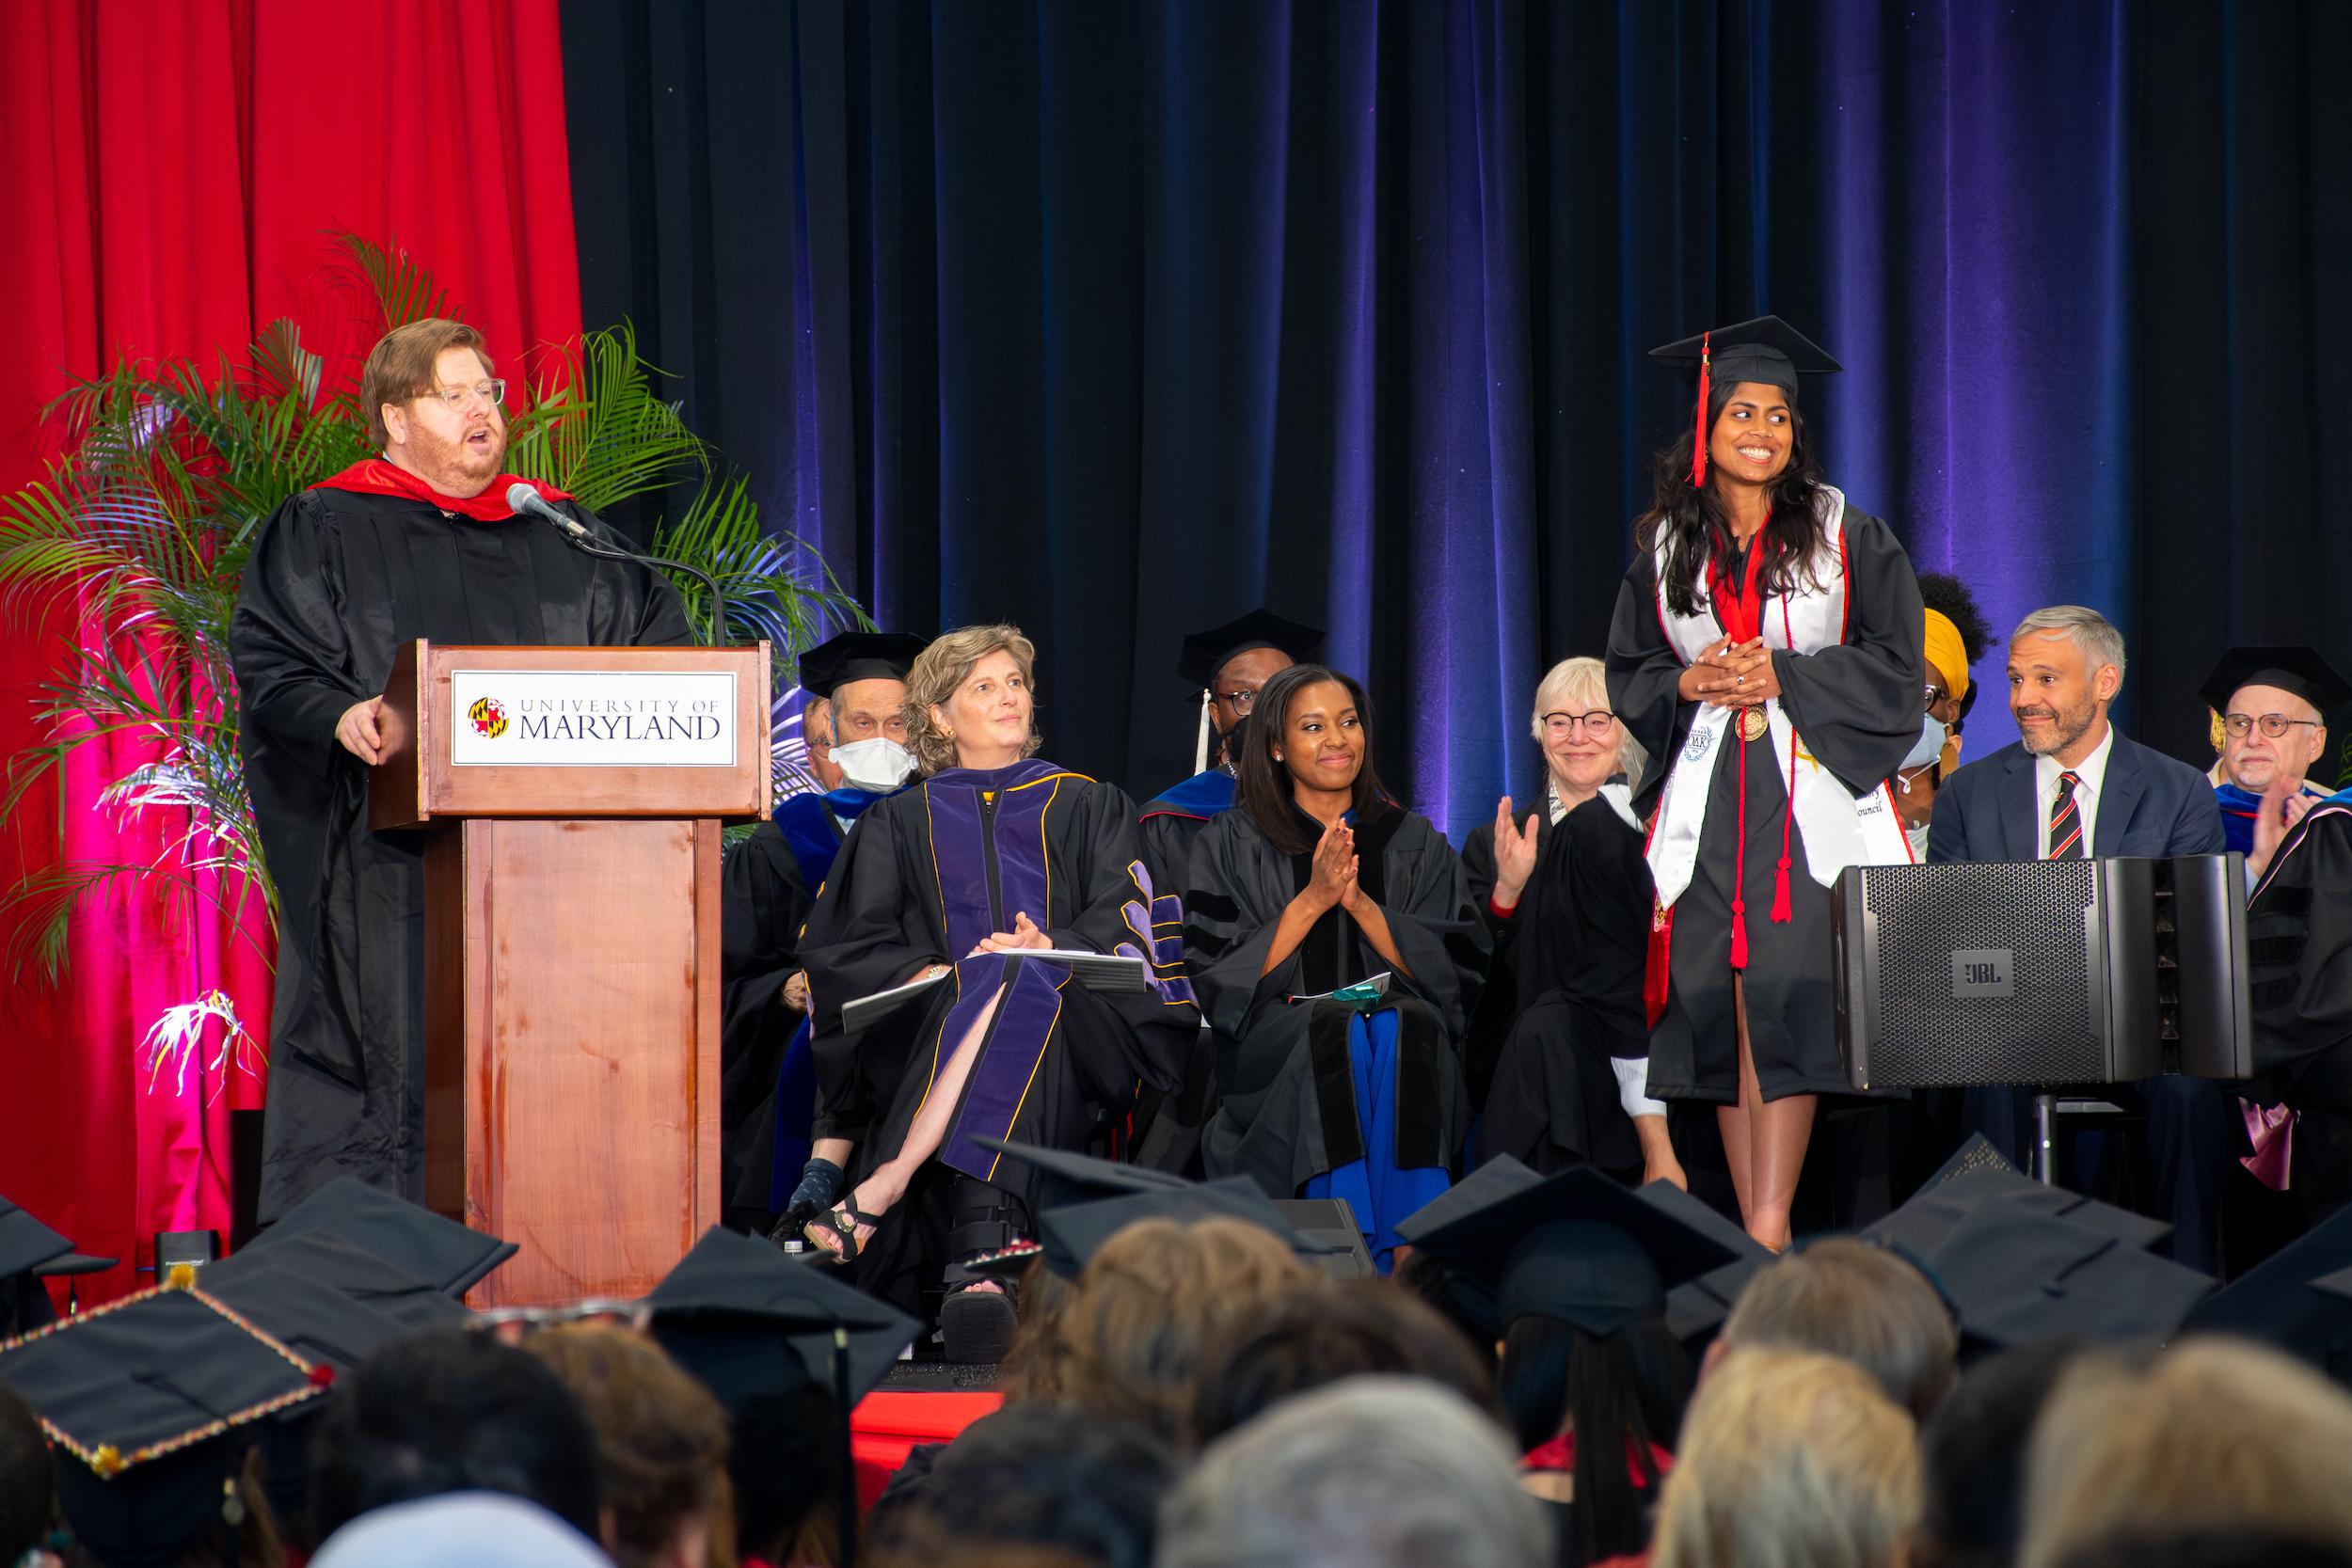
left=2035, top=723, right=2116, bottom=858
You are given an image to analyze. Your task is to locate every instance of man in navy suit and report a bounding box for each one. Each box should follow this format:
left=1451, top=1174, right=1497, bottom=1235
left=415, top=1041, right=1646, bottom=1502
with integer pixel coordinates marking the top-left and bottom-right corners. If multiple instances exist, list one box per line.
left=1929, top=605, right=2233, bottom=1272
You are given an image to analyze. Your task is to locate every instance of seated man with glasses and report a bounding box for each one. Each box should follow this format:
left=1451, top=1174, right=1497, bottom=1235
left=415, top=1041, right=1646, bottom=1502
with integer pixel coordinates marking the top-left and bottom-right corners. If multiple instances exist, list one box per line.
left=230, top=318, right=691, bottom=1223
left=1458, top=656, right=1682, bottom=1186
left=2198, top=646, right=2347, bottom=880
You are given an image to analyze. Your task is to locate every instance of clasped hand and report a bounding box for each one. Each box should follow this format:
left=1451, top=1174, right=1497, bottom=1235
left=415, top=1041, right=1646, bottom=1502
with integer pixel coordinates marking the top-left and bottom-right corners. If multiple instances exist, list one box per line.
left=1309, top=821, right=1365, bottom=914
left=969, top=910, right=1053, bottom=956
left=1678, top=636, right=1779, bottom=708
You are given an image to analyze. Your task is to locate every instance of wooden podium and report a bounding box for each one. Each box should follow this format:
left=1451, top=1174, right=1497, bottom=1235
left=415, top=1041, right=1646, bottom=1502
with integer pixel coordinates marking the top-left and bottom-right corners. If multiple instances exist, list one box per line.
left=372, top=641, right=770, bottom=1307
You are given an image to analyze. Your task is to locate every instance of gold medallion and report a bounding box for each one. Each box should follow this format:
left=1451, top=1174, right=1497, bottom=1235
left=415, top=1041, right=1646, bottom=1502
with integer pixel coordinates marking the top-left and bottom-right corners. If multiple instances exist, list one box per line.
left=1739, top=706, right=1769, bottom=743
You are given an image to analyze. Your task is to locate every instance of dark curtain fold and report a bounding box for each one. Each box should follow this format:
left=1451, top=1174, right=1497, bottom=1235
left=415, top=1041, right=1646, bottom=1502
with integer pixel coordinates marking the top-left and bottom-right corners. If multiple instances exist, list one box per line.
left=562, top=0, right=2352, bottom=836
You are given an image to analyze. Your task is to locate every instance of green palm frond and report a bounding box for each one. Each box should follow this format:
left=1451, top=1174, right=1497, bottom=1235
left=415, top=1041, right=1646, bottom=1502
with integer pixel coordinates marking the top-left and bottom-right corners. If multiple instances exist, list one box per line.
left=508, top=325, right=709, bottom=511
left=332, top=230, right=456, bottom=331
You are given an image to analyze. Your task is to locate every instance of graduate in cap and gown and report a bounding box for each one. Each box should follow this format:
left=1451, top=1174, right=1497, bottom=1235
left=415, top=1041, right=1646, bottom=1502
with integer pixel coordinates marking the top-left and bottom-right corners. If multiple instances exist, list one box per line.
left=1181, top=663, right=1488, bottom=1267
left=2199, top=644, right=2346, bottom=867
left=1399, top=1164, right=1740, bottom=1567
left=1606, top=316, right=1925, bottom=1250
left=719, top=630, right=927, bottom=1230
left=1459, top=657, right=1678, bottom=1186
left=792, top=626, right=1198, bottom=1360
left=1137, top=609, right=1327, bottom=895
left=230, top=319, right=691, bottom=1221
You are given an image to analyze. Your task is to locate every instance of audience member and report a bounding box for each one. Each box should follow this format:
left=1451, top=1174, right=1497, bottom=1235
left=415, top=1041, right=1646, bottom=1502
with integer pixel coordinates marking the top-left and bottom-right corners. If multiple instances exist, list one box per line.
left=1649, top=1347, right=1920, bottom=1568
left=727, top=1384, right=845, bottom=1568
left=309, top=1493, right=611, bottom=1568
left=1711, top=1237, right=1958, bottom=1421
left=1157, top=1376, right=1551, bottom=1568
left=2050, top=1531, right=2352, bottom=1568
left=523, top=1323, right=732, bottom=1568
left=866, top=1402, right=1170, bottom=1568
left=0, top=1384, right=59, bottom=1568
left=2020, top=1338, right=2352, bottom=1568
left=1185, top=1277, right=1497, bottom=1446
left=1910, top=1340, right=2087, bottom=1568
left=306, top=1328, right=603, bottom=1546
left=999, top=1214, right=1314, bottom=1445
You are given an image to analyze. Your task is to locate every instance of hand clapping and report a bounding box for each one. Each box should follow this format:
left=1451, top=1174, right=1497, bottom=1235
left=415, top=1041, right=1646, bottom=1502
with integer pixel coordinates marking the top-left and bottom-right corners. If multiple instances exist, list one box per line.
left=1311, top=821, right=1360, bottom=913
left=1491, top=796, right=1540, bottom=909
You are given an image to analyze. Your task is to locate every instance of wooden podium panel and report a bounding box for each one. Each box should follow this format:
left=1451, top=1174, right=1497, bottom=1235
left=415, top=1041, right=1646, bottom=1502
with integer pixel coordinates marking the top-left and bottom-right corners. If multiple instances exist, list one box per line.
left=378, top=640, right=766, bottom=1307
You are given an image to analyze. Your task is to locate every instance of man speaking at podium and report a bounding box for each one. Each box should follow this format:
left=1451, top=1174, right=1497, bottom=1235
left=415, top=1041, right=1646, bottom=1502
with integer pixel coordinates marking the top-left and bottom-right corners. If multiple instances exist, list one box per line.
left=1928, top=605, right=2229, bottom=1269
left=230, top=319, right=691, bottom=1223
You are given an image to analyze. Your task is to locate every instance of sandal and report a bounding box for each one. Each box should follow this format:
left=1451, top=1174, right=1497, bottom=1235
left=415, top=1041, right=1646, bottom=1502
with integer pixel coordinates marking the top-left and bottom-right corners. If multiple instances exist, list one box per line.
left=802, top=1198, right=881, bottom=1264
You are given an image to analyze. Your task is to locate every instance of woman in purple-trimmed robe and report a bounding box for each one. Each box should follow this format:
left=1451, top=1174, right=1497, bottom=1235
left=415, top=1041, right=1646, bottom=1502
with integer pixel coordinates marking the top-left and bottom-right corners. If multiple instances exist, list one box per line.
left=794, top=625, right=1197, bottom=1357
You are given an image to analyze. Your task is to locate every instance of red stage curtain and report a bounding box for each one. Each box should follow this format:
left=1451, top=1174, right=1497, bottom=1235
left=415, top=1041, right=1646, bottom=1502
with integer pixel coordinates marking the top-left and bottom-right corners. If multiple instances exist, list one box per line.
left=0, top=0, right=581, bottom=1302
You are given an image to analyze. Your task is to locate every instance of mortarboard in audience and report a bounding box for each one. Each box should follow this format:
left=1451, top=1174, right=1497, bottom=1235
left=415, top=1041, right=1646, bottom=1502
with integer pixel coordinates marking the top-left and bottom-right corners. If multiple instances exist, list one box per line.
left=2181, top=1205, right=2352, bottom=1386
left=1, top=1195, right=114, bottom=1335
left=1926, top=1204, right=2212, bottom=1354
left=203, top=1176, right=514, bottom=1323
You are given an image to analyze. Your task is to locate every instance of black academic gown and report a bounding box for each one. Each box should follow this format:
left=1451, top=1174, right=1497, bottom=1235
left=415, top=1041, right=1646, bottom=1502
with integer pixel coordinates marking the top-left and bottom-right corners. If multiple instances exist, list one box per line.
left=2247, top=794, right=2352, bottom=1217
left=719, top=817, right=828, bottom=1222
left=1460, top=790, right=1656, bottom=1174
left=797, top=760, right=1197, bottom=1308
left=1604, top=512, right=1923, bottom=1101
left=1183, top=802, right=1488, bottom=1198
left=230, top=484, right=691, bottom=1220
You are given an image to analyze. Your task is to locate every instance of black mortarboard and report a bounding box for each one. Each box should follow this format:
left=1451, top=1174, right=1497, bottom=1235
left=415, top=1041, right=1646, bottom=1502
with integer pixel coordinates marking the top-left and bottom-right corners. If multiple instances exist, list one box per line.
left=1650, top=316, right=1842, bottom=490
left=1, top=1196, right=114, bottom=1334
left=1927, top=1205, right=2213, bottom=1353
left=1638, top=1180, right=1777, bottom=1347
left=2196, top=646, right=2352, bottom=719
left=1176, top=610, right=1326, bottom=690
left=1866, top=1164, right=2173, bottom=1262
left=1406, top=1164, right=1742, bottom=1337
left=2180, top=1207, right=2352, bottom=1386
left=643, top=1227, right=919, bottom=1412
left=972, top=1136, right=1191, bottom=1213
left=797, top=631, right=928, bottom=704
left=1025, top=1178, right=1317, bottom=1283
left=1648, top=315, right=1842, bottom=397
left=0, top=1284, right=328, bottom=1567
left=1392, top=1155, right=1545, bottom=1247
left=202, top=1263, right=407, bottom=1375
left=206, top=1177, right=514, bottom=1323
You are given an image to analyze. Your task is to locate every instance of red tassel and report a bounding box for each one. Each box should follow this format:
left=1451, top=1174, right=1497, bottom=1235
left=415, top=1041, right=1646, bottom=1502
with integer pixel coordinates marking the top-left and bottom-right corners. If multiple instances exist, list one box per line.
left=1772, top=723, right=1799, bottom=925
left=1644, top=900, right=1675, bottom=1027
left=1771, top=859, right=1793, bottom=924
left=1729, top=903, right=1750, bottom=971
left=1688, top=331, right=1711, bottom=489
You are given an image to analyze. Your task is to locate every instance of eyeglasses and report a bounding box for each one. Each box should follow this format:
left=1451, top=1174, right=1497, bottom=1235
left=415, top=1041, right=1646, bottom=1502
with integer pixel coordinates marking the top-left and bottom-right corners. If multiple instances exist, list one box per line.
left=414, top=379, right=508, bottom=412
left=1219, top=689, right=1262, bottom=713
left=1924, top=684, right=1948, bottom=705
left=2222, top=713, right=2320, bottom=738
left=1540, top=710, right=1617, bottom=736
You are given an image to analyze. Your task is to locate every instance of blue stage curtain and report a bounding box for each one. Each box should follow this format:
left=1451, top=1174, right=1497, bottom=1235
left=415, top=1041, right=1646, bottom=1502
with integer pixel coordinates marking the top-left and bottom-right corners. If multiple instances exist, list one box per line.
left=563, top=0, right=2352, bottom=833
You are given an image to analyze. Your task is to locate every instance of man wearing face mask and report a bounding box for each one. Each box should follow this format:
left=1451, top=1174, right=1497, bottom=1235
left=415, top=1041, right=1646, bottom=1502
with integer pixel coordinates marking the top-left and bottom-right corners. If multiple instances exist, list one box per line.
left=719, top=630, right=926, bottom=1231
left=1892, top=576, right=1994, bottom=861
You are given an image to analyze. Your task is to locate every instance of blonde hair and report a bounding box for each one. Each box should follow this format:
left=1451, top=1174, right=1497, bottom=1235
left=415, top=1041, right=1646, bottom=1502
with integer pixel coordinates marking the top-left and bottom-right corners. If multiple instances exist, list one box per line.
left=1531, top=657, right=1647, bottom=787
left=902, top=624, right=1041, bottom=775
left=1651, top=1348, right=1921, bottom=1568
left=358, top=318, right=491, bottom=450
left=2020, top=1338, right=2352, bottom=1568
left=999, top=1216, right=1314, bottom=1447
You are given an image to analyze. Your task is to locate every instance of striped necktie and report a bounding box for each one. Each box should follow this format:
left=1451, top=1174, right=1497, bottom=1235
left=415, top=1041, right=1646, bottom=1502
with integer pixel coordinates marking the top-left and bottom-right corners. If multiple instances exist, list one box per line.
left=2047, top=771, right=2085, bottom=860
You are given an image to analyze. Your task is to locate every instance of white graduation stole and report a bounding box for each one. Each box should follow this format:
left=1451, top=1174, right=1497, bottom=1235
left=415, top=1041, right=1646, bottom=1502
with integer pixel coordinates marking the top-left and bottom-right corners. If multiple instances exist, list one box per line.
left=1645, top=484, right=1914, bottom=911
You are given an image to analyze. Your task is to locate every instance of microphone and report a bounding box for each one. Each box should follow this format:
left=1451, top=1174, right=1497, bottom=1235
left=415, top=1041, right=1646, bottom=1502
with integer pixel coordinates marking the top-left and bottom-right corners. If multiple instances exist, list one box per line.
left=505, top=483, right=730, bottom=648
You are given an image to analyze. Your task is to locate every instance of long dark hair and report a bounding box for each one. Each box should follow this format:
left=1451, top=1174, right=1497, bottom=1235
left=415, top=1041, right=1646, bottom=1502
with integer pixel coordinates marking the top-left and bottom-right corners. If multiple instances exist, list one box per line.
left=1635, top=378, right=1830, bottom=618
left=1234, top=663, right=1389, bottom=857
left=1500, top=1314, right=1692, bottom=1564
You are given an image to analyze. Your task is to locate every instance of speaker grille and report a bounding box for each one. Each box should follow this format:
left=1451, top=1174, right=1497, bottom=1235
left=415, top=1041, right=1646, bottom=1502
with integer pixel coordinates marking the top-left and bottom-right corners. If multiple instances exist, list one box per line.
left=1862, top=861, right=2105, bottom=1085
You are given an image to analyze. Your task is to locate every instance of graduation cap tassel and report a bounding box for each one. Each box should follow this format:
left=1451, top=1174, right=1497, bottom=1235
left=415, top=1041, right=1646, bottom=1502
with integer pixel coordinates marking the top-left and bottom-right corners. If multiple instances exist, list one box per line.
left=1771, top=726, right=1798, bottom=925
left=1688, top=330, right=1711, bottom=490
left=1194, top=689, right=1214, bottom=775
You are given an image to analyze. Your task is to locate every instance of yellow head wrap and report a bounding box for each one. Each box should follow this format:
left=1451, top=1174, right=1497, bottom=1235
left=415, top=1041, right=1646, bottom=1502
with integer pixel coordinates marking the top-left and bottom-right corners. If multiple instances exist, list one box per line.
left=1922, top=610, right=1970, bottom=705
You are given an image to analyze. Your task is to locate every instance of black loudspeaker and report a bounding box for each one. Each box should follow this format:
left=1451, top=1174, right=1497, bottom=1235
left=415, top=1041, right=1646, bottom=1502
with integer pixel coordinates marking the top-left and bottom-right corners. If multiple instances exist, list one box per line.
left=151, top=1228, right=219, bottom=1276
left=1271, top=1198, right=1377, bottom=1281
left=1833, top=854, right=2250, bottom=1090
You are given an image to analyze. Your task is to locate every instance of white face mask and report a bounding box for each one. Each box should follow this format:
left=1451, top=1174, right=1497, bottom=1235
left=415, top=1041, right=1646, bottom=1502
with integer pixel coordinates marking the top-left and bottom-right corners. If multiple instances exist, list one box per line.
left=832, top=736, right=916, bottom=792
left=1901, top=715, right=1949, bottom=772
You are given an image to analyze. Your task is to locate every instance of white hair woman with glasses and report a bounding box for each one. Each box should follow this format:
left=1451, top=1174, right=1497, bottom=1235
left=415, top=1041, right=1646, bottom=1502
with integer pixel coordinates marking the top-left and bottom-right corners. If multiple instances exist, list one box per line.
left=1461, top=657, right=1682, bottom=1187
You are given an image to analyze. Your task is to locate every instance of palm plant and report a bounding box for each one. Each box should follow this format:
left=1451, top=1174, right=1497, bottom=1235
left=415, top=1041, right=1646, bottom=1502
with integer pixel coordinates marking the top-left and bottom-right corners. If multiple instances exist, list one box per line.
left=0, top=233, right=858, bottom=1078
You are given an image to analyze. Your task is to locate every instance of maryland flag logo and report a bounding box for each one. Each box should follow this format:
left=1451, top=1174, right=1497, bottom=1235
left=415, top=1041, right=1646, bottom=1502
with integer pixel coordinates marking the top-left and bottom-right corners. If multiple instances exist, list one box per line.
left=469, top=696, right=509, bottom=739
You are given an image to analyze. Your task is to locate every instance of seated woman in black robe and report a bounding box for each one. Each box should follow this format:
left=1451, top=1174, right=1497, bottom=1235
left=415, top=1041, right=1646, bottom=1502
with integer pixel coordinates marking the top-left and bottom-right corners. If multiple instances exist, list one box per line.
left=1461, top=656, right=1679, bottom=1185
left=1182, top=664, right=1486, bottom=1266
left=794, top=626, right=1196, bottom=1358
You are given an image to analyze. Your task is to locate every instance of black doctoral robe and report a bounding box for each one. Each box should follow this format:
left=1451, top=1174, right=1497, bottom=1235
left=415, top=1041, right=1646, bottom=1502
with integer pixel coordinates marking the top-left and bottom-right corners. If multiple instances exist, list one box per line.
left=1182, top=802, right=1488, bottom=1198
left=2246, top=794, right=2352, bottom=1216
left=1605, top=512, right=1923, bottom=1101
left=1460, top=789, right=1657, bottom=1174
left=718, top=818, right=827, bottom=1224
left=796, top=760, right=1198, bottom=1307
left=230, top=484, right=691, bottom=1220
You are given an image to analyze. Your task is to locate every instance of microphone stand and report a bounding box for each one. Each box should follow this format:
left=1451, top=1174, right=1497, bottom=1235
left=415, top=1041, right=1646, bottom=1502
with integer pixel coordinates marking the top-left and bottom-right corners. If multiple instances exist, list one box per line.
left=516, top=488, right=731, bottom=648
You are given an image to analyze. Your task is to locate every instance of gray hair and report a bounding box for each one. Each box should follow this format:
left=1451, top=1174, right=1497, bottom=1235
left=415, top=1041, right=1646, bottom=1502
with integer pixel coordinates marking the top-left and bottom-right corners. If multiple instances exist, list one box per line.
left=2010, top=606, right=2127, bottom=688
left=1532, top=656, right=1647, bottom=786
left=1155, top=1376, right=1549, bottom=1568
